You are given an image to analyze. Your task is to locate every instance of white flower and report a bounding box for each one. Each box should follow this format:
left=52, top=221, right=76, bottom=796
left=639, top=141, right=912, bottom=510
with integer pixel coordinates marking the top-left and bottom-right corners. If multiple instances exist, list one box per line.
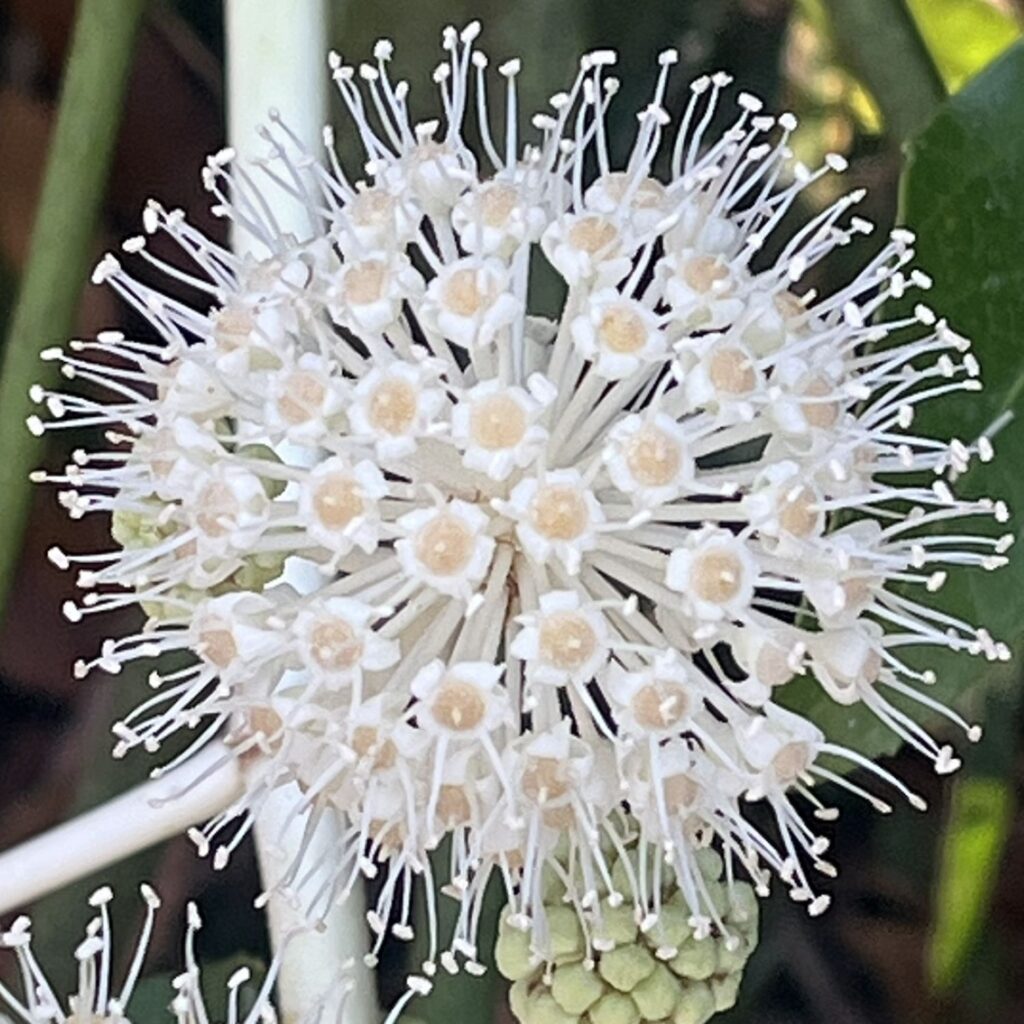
left=450, top=379, right=548, bottom=481
left=294, top=596, right=400, bottom=688
left=420, top=257, right=522, bottom=349
left=328, top=250, right=425, bottom=334
left=395, top=499, right=496, bottom=599
left=571, top=289, right=666, bottom=379
left=511, top=590, right=610, bottom=687
left=296, top=456, right=389, bottom=556
left=451, top=178, right=546, bottom=256
left=604, top=411, right=696, bottom=507
left=36, top=25, right=1008, bottom=974
left=411, top=660, right=510, bottom=739
left=347, top=359, right=446, bottom=459
left=504, top=469, right=605, bottom=574
left=666, top=526, right=760, bottom=625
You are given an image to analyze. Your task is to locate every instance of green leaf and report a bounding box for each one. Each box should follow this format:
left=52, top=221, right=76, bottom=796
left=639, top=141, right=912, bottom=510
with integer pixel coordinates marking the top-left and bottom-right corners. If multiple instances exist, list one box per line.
left=0, top=0, right=147, bottom=618
left=927, top=776, right=1013, bottom=992
left=907, top=0, right=1021, bottom=91
left=781, top=42, right=1024, bottom=759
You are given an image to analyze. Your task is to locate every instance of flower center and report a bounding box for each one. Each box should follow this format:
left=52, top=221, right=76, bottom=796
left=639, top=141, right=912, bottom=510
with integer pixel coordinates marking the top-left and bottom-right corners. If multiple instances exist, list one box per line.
left=415, top=514, right=476, bottom=575
left=598, top=306, right=647, bottom=354
left=631, top=681, right=690, bottom=730
left=801, top=376, right=840, bottom=428
left=343, top=259, right=389, bottom=305
left=682, top=255, right=729, bottom=293
left=369, top=378, right=418, bottom=435
left=195, top=481, right=239, bottom=538
left=567, top=215, right=618, bottom=254
left=310, top=619, right=363, bottom=671
left=199, top=625, right=237, bottom=668
left=663, top=772, right=701, bottom=812
left=479, top=183, right=519, bottom=227
left=691, top=547, right=745, bottom=604
left=625, top=426, right=682, bottom=486
left=778, top=486, right=819, bottom=537
left=435, top=784, right=472, bottom=826
left=213, top=306, right=254, bottom=351
left=469, top=393, right=528, bottom=450
left=444, top=268, right=486, bottom=317
left=530, top=485, right=589, bottom=541
left=352, top=725, right=397, bottom=769
left=350, top=188, right=394, bottom=227
left=539, top=612, right=598, bottom=670
left=277, top=371, right=326, bottom=425
left=708, top=346, right=756, bottom=394
left=313, top=474, right=365, bottom=530
left=431, top=678, right=487, bottom=731
left=521, top=756, right=570, bottom=804
left=772, top=741, right=811, bottom=784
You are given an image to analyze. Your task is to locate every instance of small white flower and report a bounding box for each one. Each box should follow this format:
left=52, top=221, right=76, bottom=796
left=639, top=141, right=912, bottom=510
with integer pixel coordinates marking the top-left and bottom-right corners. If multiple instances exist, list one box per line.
left=348, top=359, right=446, bottom=459
left=411, top=660, right=510, bottom=739
left=450, top=380, right=548, bottom=481
left=666, top=526, right=759, bottom=623
left=505, top=469, right=604, bottom=573
left=604, top=411, right=696, bottom=507
left=540, top=212, right=633, bottom=287
left=296, top=456, right=389, bottom=556
left=452, top=178, right=546, bottom=256
left=262, top=353, right=347, bottom=443
left=571, top=289, right=666, bottom=379
left=294, top=596, right=400, bottom=687
left=420, top=257, right=522, bottom=349
left=584, top=172, right=670, bottom=235
left=659, top=248, right=746, bottom=330
left=511, top=590, right=610, bottom=687
left=328, top=251, right=425, bottom=334
left=395, top=499, right=495, bottom=599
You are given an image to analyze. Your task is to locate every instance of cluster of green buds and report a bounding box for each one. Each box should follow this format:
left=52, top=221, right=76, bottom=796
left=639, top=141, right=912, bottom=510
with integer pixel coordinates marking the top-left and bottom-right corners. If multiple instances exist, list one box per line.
left=496, top=846, right=758, bottom=1024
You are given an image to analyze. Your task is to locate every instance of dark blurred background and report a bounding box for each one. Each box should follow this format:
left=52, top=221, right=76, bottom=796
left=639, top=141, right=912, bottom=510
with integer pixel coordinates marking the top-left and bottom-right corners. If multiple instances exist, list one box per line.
left=1, top=2, right=1022, bottom=1022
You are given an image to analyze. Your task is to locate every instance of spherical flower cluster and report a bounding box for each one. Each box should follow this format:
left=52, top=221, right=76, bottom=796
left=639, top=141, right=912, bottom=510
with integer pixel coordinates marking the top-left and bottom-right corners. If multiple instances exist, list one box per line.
left=34, top=20, right=1010, bottom=999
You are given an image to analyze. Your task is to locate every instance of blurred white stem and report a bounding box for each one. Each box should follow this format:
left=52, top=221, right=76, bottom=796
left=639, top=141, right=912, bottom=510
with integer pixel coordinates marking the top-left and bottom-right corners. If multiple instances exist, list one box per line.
left=0, top=741, right=243, bottom=917
left=226, top=4, right=376, bottom=1022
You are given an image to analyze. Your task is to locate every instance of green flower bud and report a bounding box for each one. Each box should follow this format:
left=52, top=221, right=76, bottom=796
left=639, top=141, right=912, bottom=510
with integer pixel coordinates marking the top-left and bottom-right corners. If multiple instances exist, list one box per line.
left=669, top=938, right=716, bottom=982
left=598, top=945, right=656, bottom=993
left=551, top=963, right=604, bottom=1015
left=594, top=901, right=639, bottom=947
left=589, top=991, right=640, bottom=1024
left=710, top=972, right=742, bottom=1013
left=714, top=937, right=751, bottom=976
left=648, top=903, right=691, bottom=952
left=525, top=990, right=578, bottom=1024
left=547, top=905, right=586, bottom=962
left=496, top=919, right=536, bottom=982
left=631, top=962, right=682, bottom=1021
left=672, top=982, right=716, bottom=1024
left=510, top=979, right=532, bottom=1022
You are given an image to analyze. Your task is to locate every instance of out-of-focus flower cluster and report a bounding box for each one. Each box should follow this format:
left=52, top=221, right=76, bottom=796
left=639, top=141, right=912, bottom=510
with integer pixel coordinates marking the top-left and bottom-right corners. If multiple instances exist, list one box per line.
left=0, top=887, right=282, bottom=1024
left=33, top=19, right=1009, bottom=1007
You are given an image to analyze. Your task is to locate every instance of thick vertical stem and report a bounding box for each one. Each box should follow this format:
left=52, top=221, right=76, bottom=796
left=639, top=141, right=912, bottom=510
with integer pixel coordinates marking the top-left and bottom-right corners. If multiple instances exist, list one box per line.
left=225, top=3, right=376, bottom=1021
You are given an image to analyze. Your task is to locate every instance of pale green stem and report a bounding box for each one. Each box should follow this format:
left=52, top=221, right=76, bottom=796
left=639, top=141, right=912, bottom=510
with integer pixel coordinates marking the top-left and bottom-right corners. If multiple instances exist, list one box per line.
left=225, top=3, right=376, bottom=1021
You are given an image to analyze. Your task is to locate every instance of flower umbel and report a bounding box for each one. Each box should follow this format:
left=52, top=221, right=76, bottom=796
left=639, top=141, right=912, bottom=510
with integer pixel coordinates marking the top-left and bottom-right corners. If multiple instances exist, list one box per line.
left=34, top=20, right=1010, bottom=1008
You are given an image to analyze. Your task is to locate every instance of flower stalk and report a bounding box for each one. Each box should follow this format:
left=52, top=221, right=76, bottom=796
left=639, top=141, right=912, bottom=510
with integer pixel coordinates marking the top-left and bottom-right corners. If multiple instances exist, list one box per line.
left=0, top=740, right=242, bottom=917
left=225, top=3, right=376, bottom=1022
